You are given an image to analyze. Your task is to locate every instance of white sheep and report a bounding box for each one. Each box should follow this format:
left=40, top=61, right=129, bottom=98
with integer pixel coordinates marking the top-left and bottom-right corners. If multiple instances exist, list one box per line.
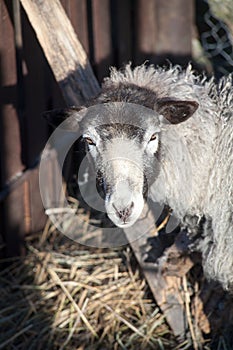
left=46, top=64, right=233, bottom=289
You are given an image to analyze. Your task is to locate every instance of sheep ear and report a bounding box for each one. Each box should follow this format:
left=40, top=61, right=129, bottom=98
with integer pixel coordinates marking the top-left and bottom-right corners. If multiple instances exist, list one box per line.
left=43, top=106, right=86, bottom=129
left=155, top=98, right=199, bottom=124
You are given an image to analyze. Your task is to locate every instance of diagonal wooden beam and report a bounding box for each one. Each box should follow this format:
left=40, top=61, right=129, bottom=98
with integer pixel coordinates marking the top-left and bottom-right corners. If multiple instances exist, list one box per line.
left=20, top=0, right=100, bottom=106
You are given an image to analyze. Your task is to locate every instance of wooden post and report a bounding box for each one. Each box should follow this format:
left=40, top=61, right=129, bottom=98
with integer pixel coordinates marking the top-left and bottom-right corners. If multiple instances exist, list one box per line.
left=0, top=0, right=52, bottom=256
left=111, top=0, right=133, bottom=66
left=135, top=0, right=158, bottom=64
left=61, top=0, right=90, bottom=56
left=125, top=206, right=189, bottom=340
left=20, top=0, right=100, bottom=105
left=0, top=0, right=25, bottom=256
left=155, top=0, right=194, bottom=65
left=91, top=0, right=113, bottom=81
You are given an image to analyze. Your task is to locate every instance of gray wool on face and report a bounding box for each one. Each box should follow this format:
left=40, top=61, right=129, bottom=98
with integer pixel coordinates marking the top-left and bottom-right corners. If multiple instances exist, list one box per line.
left=96, top=63, right=233, bottom=289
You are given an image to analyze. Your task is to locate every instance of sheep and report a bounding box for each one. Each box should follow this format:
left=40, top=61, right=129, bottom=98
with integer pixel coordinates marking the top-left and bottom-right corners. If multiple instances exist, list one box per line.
left=45, top=64, right=233, bottom=289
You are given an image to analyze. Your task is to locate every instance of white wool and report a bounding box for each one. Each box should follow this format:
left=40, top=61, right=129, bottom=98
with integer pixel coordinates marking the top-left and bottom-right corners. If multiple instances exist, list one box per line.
left=104, top=64, right=233, bottom=288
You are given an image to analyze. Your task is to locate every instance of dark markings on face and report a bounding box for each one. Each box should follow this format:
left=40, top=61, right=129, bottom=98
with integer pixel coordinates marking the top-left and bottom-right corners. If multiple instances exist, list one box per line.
left=95, top=123, right=145, bottom=143
left=93, top=126, right=161, bottom=200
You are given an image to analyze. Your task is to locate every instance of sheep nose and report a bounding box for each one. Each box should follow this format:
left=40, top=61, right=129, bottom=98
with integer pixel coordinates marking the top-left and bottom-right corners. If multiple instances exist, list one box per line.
left=112, top=202, right=134, bottom=223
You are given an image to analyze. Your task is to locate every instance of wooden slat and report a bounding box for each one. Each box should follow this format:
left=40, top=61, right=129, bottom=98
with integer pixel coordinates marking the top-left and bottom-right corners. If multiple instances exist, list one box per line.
left=0, top=0, right=24, bottom=183
left=1, top=163, right=49, bottom=256
left=61, top=0, right=90, bottom=56
left=0, top=0, right=25, bottom=255
left=28, top=166, right=47, bottom=234
left=156, top=0, right=194, bottom=65
left=91, top=0, right=113, bottom=81
left=135, top=0, right=158, bottom=64
left=112, top=0, right=132, bottom=66
left=3, top=185, right=26, bottom=256
left=125, top=206, right=187, bottom=340
left=20, top=0, right=100, bottom=105
left=21, top=7, right=50, bottom=166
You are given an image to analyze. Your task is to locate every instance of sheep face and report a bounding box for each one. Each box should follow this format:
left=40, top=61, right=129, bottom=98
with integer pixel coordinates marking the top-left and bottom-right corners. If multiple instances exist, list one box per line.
left=80, top=103, right=162, bottom=228
left=44, top=99, right=198, bottom=228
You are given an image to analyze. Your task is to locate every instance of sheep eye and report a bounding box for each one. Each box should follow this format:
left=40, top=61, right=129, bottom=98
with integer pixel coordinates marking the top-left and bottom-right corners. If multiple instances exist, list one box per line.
left=84, top=137, right=96, bottom=146
left=149, top=133, right=157, bottom=141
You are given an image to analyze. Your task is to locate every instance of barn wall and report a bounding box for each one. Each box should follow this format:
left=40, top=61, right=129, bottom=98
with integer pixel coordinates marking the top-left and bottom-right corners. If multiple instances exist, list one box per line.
left=0, top=0, right=194, bottom=256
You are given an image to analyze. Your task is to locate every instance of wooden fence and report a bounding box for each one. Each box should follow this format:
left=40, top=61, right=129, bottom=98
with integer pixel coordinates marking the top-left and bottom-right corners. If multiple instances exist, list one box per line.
left=0, top=0, right=195, bottom=257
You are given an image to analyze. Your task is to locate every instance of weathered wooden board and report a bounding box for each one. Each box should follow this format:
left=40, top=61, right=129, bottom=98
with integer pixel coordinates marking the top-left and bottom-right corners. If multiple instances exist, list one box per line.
left=156, top=0, right=193, bottom=55
left=1, top=163, right=48, bottom=256
left=19, top=0, right=189, bottom=338
left=125, top=206, right=187, bottom=340
left=135, top=0, right=158, bottom=63
left=91, top=0, right=113, bottom=80
left=20, top=0, right=100, bottom=105
left=111, top=0, right=132, bottom=66
left=61, top=0, right=89, bottom=56
left=0, top=0, right=54, bottom=256
left=0, top=0, right=25, bottom=256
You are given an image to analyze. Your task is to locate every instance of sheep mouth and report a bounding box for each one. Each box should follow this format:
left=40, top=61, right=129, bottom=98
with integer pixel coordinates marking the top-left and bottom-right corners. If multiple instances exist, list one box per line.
left=105, top=190, right=145, bottom=228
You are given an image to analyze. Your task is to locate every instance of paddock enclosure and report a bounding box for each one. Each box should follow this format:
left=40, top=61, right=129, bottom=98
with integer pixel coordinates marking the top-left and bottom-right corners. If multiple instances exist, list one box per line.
left=0, top=0, right=233, bottom=349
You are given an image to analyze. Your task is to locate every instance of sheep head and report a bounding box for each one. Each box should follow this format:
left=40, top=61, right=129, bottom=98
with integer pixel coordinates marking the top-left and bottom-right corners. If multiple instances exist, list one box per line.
left=44, top=99, right=198, bottom=228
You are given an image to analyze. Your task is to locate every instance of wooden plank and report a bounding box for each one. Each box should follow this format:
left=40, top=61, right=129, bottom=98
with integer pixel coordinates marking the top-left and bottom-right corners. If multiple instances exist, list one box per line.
left=156, top=0, right=194, bottom=65
left=21, top=6, right=50, bottom=166
left=112, top=0, right=132, bottom=66
left=1, top=163, right=49, bottom=256
left=91, top=0, right=113, bottom=80
left=20, top=0, right=100, bottom=105
left=20, top=9, right=50, bottom=168
left=27, top=166, right=47, bottom=234
left=61, top=0, right=89, bottom=56
left=0, top=163, right=48, bottom=247
left=0, top=0, right=24, bottom=182
left=0, top=0, right=49, bottom=255
left=3, top=185, right=26, bottom=256
left=125, top=206, right=187, bottom=340
left=135, top=0, right=158, bottom=64
left=0, top=0, right=25, bottom=256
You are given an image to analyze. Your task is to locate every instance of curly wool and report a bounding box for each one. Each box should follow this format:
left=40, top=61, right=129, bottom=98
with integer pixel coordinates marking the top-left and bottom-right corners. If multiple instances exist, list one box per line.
left=103, top=63, right=233, bottom=288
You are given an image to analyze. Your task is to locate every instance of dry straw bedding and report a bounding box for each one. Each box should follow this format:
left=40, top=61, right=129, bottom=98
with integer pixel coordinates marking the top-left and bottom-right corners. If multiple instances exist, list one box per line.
left=0, top=220, right=232, bottom=350
left=0, top=223, right=174, bottom=350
